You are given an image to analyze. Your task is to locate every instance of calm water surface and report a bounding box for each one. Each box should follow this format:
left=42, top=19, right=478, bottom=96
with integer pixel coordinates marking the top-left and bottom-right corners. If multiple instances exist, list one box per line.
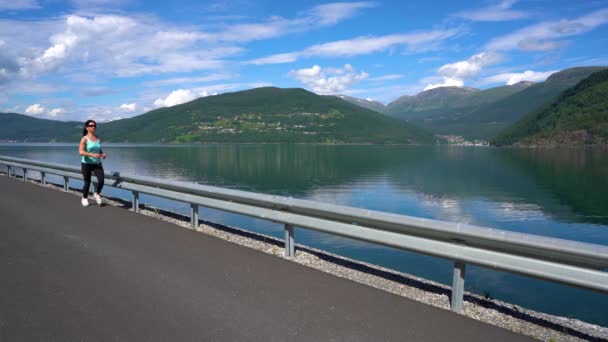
left=1, top=143, right=607, bottom=326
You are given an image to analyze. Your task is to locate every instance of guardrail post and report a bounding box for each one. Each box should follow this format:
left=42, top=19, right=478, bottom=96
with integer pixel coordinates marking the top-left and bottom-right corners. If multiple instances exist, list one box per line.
left=23, top=168, right=27, bottom=182
left=451, top=261, right=466, bottom=313
left=191, top=204, right=199, bottom=229
left=284, top=224, right=295, bottom=257
left=132, top=191, right=139, bottom=212
left=63, top=176, right=69, bottom=191
left=41, top=171, right=46, bottom=185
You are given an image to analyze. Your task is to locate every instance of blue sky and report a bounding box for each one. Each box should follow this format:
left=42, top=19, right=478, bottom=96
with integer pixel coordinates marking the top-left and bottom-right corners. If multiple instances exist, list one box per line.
left=1, top=0, right=607, bottom=122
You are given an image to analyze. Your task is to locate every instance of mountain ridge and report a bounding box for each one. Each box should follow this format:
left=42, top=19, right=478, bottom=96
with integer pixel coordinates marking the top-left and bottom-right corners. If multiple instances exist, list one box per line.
left=3, top=66, right=606, bottom=144
left=378, top=66, right=607, bottom=139
left=330, top=95, right=386, bottom=113
left=390, top=83, right=531, bottom=116
left=0, top=112, right=81, bottom=142
left=1, top=87, right=434, bottom=144
left=492, top=69, right=608, bottom=146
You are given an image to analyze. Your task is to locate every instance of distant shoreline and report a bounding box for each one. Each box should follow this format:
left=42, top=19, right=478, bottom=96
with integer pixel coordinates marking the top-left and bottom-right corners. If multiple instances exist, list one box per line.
left=495, top=143, right=608, bottom=149
left=2, top=141, right=607, bottom=149
left=0, top=141, right=430, bottom=147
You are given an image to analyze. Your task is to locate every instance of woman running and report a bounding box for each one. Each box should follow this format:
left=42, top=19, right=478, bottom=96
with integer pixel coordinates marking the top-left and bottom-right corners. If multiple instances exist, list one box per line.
left=78, top=120, right=107, bottom=207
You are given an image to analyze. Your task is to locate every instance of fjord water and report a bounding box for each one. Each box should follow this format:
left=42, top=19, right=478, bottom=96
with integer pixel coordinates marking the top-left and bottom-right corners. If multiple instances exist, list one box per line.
left=2, top=143, right=607, bottom=326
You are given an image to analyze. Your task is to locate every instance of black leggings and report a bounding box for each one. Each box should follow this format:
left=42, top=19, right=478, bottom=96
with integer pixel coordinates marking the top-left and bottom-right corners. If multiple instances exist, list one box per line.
left=81, top=163, right=104, bottom=198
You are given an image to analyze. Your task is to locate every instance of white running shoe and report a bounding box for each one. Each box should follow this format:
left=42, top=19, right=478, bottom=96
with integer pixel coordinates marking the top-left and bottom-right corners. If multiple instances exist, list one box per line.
left=81, top=198, right=90, bottom=207
left=93, top=193, right=103, bottom=205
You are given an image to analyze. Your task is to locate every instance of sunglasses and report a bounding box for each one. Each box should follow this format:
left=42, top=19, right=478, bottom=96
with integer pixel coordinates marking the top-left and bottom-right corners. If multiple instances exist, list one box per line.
left=87, top=124, right=96, bottom=127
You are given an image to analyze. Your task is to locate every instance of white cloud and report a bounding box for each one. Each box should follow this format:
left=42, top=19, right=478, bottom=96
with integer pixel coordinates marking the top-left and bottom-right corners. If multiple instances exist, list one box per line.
left=71, top=0, right=123, bottom=7
left=0, top=0, right=40, bottom=10
left=48, top=108, right=64, bottom=117
left=9, top=81, right=67, bottom=95
left=305, top=30, right=459, bottom=57
left=486, top=8, right=608, bottom=51
left=8, top=2, right=371, bottom=81
left=154, top=89, right=200, bottom=108
left=198, top=1, right=374, bottom=43
left=143, top=73, right=238, bottom=87
left=25, top=103, right=45, bottom=115
left=483, top=70, right=557, bottom=85
left=24, top=31, right=79, bottom=76
left=22, top=104, right=65, bottom=117
left=115, top=53, right=232, bottom=77
left=119, top=103, right=137, bottom=111
left=289, top=64, right=368, bottom=94
left=420, top=7, right=608, bottom=92
left=0, top=49, right=20, bottom=84
left=308, top=35, right=411, bottom=57
left=418, top=56, right=442, bottom=64
left=248, top=29, right=459, bottom=64
left=368, top=74, right=403, bottom=82
left=424, top=77, right=464, bottom=91
left=515, top=39, right=565, bottom=51
left=307, top=2, right=376, bottom=26
left=248, top=53, right=299, bottom=65
left=151, top=82, right=274, bottom=108
left=18, top=15, right=128, bottom=77
left=438, top=52, right=503, bottom=79
left=204, top=18, right=296, bottom=42
left=455, top=0, right=529, bottom=22
left=424, top=52, right=502, bottom=90
left=80, top=86, right=116, bottom=96
left=7, top=14, right=241, bottom=82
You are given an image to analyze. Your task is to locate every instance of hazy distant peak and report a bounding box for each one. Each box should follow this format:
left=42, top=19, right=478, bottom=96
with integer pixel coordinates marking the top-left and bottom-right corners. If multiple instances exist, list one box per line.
left=510, top=80, right=535, bottom=87
left=419, top=86, right=480, bottom=95
left=334, top=94, right=386, bottom=113
left=337, top=94, right=379, bottom=103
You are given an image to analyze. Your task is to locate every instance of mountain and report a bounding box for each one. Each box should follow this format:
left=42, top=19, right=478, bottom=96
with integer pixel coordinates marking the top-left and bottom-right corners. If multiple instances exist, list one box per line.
left=386, top=83, right=534, bottom=121
left=407, top=67, right=607, bottom=140
left=387, top=86, right=482, bottom=118
left=331, top=95, right=386, bottom=113
left=464, top=67, right=607, bottom=124
left=376, top=67, right=607, bottom=140
left=0, top=112, right=81, bottom=142
left=99, top=87, right=434, bottom=144
left=0, top=88, right=434, bottom=144
left=492, top=69, right=608, bottom=146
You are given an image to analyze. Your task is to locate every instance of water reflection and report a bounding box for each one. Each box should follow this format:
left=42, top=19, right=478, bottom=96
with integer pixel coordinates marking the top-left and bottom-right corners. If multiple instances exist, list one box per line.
left=2, top=144, right=607, bottom=237
left=499, top=148, right=608, bottom=225
left=2, top=144, right=607, bottom=234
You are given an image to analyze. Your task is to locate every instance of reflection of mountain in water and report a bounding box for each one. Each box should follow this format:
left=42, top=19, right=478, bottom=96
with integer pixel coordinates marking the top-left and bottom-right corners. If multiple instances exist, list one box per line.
left=498, top=148, right=608, bottom=225
left=113, top=145, right=608, bottom=225
left=383, top=146, right=608, bottom=226
left=109, top=144, right=409, bottom=196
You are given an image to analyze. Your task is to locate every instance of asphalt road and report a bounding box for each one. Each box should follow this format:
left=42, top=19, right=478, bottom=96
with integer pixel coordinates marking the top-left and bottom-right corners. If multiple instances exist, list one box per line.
left=0, top=175, right=534, bottom=341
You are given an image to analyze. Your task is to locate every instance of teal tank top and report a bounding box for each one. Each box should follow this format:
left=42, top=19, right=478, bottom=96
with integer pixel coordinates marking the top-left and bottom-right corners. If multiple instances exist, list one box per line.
left=82, top=137, right=102, bottom=164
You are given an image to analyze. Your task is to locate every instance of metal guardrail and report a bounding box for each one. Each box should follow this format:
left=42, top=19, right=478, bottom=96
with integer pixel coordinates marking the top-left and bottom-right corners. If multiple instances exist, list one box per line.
left=1, top=155, right=608, bottom=315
